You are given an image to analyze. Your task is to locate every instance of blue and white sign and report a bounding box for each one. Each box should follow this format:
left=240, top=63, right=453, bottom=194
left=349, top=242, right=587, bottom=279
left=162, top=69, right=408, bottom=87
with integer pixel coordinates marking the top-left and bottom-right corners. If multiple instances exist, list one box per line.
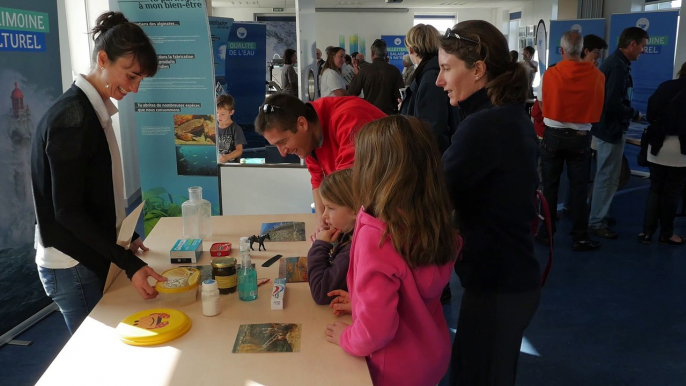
left=549, top=19, right=605, bottom=66
left=224, top=22, right=266, bottom=129
left=118, top=0, right=219, bottom=234
left=609, top=11, right=679, bottom=113
left=381, top=35, right=408, bottom=73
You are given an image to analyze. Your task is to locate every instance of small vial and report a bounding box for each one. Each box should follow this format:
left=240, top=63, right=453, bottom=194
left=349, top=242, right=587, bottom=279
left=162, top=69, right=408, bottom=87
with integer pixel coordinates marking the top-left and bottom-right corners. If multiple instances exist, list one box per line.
left=201, top=279, right=221, bottom=316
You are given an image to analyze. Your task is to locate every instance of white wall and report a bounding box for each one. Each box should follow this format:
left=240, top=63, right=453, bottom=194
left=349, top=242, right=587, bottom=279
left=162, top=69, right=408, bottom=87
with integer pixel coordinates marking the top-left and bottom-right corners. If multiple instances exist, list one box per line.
left=213, top=6, right=502, bottom=53
left=558, top=0, right=578, bottom=19
left=57, top=0, right=73, bottom=92
left=315, top=10, right=413, bottom=54
left=212, top=7, right=296, bottom=21
left=673, top=8, right=686, bottom=78
left=456, top=8, right=498, bottom=23
left=521, top=0, right=558, bottom=28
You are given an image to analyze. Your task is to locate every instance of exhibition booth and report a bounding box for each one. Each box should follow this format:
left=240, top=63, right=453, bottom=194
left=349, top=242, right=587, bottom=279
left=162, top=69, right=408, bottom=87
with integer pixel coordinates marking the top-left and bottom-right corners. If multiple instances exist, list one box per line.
left=1, top=0, right=685, bottom=384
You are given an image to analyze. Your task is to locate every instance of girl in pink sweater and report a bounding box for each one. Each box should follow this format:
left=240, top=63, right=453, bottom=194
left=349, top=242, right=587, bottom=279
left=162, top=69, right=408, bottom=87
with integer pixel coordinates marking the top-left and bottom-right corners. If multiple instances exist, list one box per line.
left=325, top=115, right=461, bottom=386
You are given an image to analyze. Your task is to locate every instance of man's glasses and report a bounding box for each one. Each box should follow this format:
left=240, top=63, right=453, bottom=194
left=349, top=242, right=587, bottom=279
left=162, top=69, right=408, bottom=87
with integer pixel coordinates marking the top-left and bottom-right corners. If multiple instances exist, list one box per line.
left=444, top=29, right=478, bottom=45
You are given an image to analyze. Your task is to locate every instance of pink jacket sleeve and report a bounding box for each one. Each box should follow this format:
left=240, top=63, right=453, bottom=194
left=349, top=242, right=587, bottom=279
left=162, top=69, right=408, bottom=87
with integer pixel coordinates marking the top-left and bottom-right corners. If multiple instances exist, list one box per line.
left=339, top=228, right=403, bottom=357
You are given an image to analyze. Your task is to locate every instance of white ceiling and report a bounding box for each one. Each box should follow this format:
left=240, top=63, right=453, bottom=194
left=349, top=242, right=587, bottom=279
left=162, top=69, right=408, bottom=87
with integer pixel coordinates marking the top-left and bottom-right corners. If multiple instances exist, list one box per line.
left=212, top=0, right=523, bottom=9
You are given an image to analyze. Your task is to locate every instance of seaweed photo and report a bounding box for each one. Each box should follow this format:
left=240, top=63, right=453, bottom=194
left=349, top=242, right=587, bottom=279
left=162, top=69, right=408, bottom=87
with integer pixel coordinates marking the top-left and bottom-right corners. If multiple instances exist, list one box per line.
left=232, top=323, right=302, bottom=353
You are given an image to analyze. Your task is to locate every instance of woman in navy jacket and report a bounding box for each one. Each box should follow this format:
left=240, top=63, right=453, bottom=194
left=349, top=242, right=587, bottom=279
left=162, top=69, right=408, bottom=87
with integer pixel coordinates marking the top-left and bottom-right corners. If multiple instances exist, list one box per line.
left=400, top=23, right=461, bottom=154
left=436, top=20, right=541, bottom=385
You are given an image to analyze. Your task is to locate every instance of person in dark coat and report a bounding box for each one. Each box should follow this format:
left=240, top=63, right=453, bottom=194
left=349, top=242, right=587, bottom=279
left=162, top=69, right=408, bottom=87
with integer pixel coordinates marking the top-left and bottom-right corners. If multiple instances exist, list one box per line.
left=400, top=23, right=461, bottom=154
left=437, top=20, right=541, bottom=385
left=638, top=61, right=686, bottom=245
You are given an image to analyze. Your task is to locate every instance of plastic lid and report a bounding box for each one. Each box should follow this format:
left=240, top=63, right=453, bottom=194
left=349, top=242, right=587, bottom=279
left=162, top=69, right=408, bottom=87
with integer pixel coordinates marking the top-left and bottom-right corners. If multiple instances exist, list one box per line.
left=211, top=256, right=236, bottom=269
left=155, top=267, right=200, bottom=294
left=116, top=308, right=192, bottom=346
left=202, top=279, right=219, bottom=292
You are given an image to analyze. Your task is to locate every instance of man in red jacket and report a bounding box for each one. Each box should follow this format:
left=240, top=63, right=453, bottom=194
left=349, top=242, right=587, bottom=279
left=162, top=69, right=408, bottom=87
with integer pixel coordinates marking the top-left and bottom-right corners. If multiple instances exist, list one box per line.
left=255, top=94, right=386, bottom=229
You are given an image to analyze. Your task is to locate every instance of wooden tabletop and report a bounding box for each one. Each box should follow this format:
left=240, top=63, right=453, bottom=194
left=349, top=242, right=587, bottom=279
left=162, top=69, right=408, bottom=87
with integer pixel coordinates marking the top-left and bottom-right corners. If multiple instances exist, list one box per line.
left=37, top=214, right=372, bottom=386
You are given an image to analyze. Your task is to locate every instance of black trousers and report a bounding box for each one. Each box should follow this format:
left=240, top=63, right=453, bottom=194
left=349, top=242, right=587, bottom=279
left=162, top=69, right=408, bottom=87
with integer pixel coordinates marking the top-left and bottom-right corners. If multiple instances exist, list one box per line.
left=450, top=288, right=541, bottom=386
left=538, top=127, right=593, bottom=241
left=642, top=163, right=686, bottom=238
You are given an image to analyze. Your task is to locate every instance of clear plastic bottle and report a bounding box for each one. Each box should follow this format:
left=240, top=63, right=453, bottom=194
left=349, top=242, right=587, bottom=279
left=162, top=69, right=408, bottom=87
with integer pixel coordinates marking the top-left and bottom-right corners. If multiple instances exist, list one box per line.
left=238, top=237, right=258, bottom=301
left=182, top=186, right=212, bottom=239
left=201, top=279, right=221, bottom=316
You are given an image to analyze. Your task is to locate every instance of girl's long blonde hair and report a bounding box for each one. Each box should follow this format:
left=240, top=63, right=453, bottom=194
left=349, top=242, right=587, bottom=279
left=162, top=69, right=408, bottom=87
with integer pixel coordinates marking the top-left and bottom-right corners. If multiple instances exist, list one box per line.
left=353, top=115, right=457, bottom=268
left=319, top=169, right=354, bottom=210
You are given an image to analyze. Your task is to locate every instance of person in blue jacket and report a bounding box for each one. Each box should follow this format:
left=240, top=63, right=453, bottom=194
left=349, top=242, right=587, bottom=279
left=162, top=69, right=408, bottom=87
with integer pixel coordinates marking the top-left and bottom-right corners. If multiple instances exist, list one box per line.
left=588, top=27, right=648, bottom=239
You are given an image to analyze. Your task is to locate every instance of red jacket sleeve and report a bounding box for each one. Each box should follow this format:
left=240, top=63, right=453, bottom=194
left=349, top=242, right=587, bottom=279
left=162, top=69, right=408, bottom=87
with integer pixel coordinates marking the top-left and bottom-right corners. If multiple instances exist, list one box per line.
left=339, top=228, right=402, bottom=357
left=305, top=154, right=325, bottom=189
left=331, top=107, right=383, bottom=171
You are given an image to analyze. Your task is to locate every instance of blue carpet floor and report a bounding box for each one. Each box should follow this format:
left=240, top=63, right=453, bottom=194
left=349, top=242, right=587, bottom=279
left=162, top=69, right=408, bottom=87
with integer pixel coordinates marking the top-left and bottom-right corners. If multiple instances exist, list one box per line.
left=2, top=175, right=685, bottom=385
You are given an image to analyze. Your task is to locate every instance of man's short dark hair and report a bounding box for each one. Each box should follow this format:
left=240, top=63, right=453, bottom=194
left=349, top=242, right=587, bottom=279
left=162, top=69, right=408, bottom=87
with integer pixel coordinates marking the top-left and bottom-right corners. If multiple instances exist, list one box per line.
left=254, top=93, right=318, bottom=134
left=581, top=34, right=608, bottom=58
left=618, top=27, right=649, bottom=49
left=371, top=39, right=387, bottom=59
left=351, top=51, right=359, bottom=59
left=524, top=46, right=535, bottom=56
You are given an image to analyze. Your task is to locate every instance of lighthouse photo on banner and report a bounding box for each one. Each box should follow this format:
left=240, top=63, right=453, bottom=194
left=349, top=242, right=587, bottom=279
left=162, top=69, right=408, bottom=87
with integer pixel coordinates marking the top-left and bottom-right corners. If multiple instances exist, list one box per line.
left=0, top=1, right=62, bottom=338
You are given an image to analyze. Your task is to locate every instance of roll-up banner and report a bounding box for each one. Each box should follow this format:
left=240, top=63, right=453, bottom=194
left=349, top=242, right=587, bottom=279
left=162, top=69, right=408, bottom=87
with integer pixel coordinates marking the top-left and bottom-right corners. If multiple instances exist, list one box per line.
left=536, top=19, right=547, bottom=76
left=609, top=11, right=679, bottom=113
left=381, top=35, right=408, bottom=73
left=208, top=16, right=234, bottom=88
left=0, top=0, right=61, bottom=339
left=118, top=0, right=219, bottom=234
left=224, top=22, right=267, bottom=135
left=549, top=19, right=605, bottom=66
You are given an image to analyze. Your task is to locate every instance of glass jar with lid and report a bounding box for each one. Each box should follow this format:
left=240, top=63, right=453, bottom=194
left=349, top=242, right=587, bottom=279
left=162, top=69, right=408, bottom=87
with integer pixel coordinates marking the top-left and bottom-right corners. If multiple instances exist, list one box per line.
left=211, top=256, right=237, bottom=294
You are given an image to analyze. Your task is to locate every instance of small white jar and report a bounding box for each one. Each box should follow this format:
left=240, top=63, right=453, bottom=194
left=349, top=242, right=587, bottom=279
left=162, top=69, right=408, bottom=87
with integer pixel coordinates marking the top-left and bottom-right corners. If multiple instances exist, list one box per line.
left=201, top=279, right=221, bottom=316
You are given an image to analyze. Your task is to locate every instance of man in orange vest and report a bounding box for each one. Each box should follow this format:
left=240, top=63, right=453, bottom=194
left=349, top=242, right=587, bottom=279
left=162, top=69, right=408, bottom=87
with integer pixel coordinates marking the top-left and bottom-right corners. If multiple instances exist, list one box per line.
left=535, top=30, right=605, bottom=251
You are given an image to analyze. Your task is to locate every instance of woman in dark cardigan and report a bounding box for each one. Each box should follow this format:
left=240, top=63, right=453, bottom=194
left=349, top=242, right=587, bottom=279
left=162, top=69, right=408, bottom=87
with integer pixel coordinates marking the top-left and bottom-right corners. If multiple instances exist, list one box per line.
left=437, top=20, right=541, bottom=385
left=638, top=61, right=686, bottom=245
left=31, top=12, right=165, bottom=334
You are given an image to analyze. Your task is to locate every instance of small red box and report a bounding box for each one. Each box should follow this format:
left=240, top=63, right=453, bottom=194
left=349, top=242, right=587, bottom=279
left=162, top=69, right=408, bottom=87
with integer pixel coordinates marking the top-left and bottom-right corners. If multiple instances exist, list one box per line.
left=210, top=242, right=232, bottom=257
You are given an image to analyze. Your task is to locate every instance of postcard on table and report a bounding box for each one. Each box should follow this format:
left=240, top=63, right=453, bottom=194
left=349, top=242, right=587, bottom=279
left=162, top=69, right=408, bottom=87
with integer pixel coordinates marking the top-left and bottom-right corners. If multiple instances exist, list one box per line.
left=259, top=222, right=306, bottom=242
left=232, top=323, right=302, bottom=353
left=104, top=200, right=145, bottom=293
left=278, top=256, right=308, bottom=283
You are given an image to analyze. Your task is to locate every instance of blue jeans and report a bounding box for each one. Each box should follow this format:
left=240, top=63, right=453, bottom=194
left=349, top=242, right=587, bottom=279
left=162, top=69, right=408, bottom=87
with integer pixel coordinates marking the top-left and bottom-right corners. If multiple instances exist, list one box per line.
left=588, top=134, right=625, bottom=230
left=38, top=264, right=104, bottom=334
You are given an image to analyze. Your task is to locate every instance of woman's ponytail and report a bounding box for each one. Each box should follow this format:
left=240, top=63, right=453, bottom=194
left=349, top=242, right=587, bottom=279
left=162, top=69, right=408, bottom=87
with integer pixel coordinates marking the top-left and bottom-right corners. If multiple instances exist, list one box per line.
left=487, top=61, right=530, bottom=106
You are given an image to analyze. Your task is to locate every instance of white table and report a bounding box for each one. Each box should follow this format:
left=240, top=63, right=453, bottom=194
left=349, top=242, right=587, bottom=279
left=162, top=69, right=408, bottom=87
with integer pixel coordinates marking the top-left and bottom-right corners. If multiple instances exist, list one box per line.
left=37, top=214, right=372, bottom=386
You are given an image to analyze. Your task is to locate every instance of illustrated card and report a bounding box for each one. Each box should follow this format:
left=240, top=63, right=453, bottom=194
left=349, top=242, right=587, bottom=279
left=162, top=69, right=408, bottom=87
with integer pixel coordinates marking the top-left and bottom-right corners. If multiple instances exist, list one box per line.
left=259, top=222, right=306, bottom=242
left=278, top=256, right=308, bottom=283
left=232, top=323, right=302, bottom=353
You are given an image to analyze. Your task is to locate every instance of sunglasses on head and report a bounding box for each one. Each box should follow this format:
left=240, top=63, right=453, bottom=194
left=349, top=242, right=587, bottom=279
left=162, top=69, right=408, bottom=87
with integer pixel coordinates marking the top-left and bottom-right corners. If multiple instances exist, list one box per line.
left=443, top=29, right=478, bottom=45
left=260, top=104, right=282, bottom=114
